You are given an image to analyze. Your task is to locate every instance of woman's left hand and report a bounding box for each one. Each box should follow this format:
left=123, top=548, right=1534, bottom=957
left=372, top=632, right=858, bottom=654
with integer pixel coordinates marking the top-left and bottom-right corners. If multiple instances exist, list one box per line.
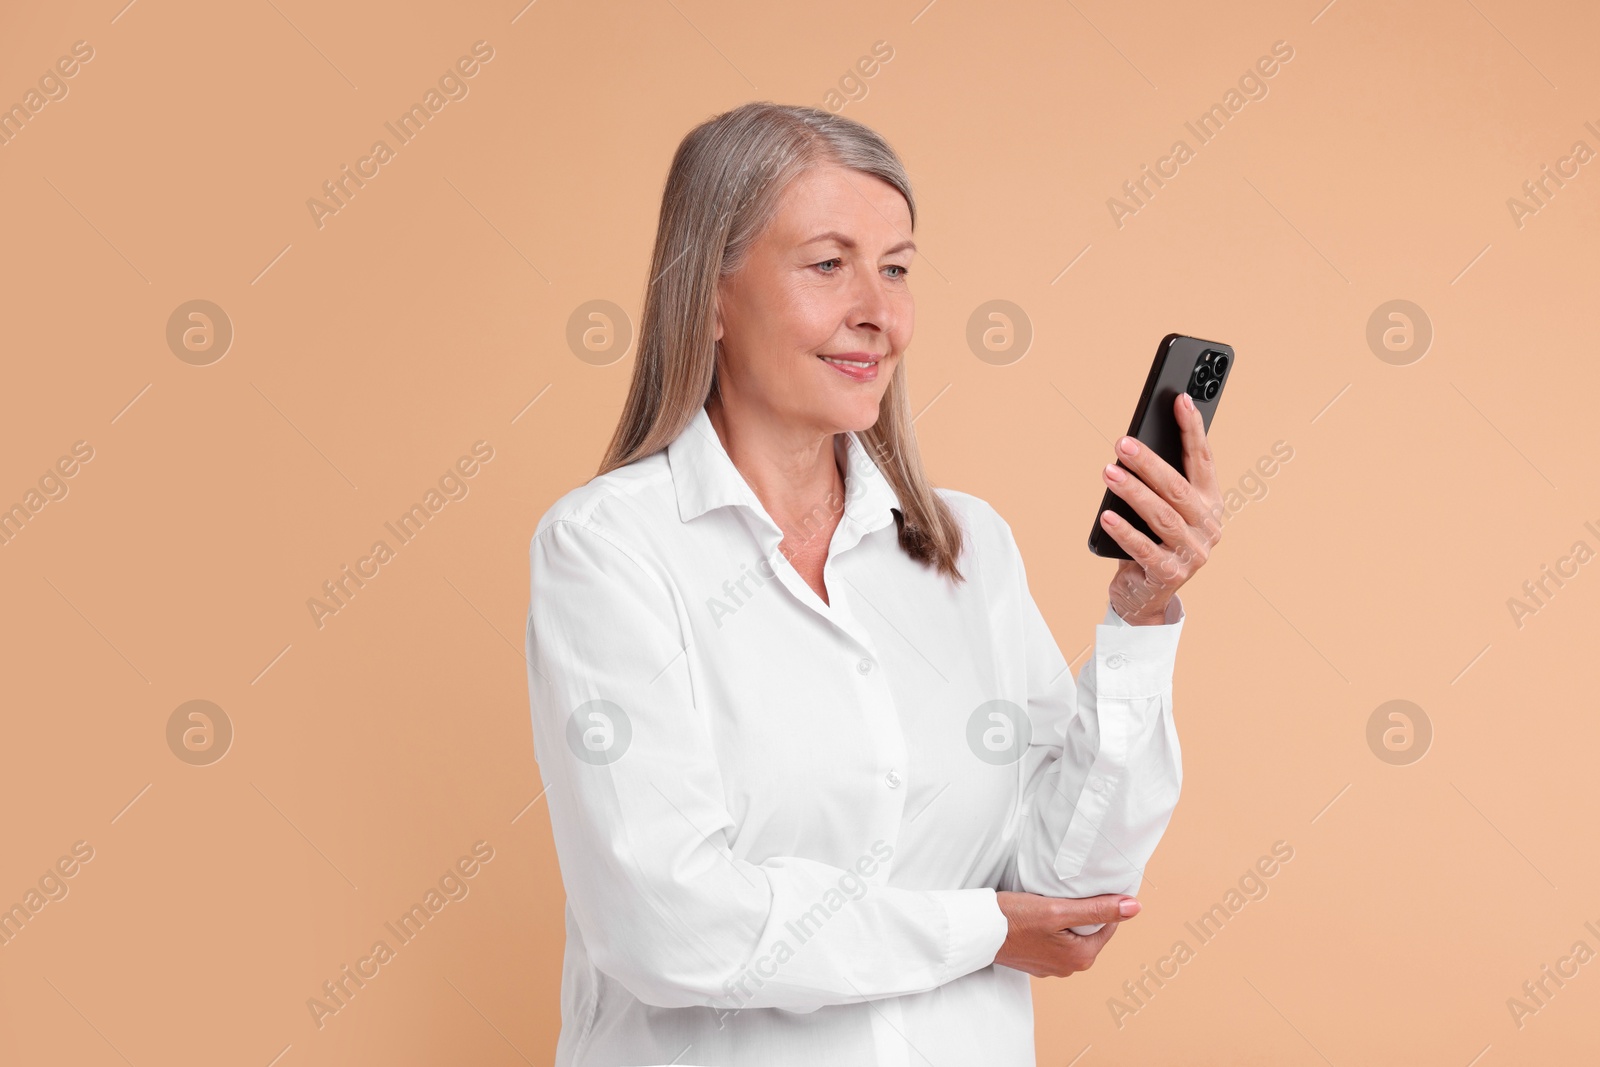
left=1098, top=392, right=1223, bottom=625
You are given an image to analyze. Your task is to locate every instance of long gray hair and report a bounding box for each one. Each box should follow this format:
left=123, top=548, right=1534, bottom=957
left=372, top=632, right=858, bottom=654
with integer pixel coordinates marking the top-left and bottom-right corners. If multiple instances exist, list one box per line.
left=598, top=101, right=966, bottom=582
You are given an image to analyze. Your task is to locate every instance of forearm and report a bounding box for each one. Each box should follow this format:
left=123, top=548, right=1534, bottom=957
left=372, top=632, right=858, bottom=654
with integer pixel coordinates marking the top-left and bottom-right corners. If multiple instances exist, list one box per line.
left=1004, top=597, right=1185, bottom=931
left=545, top=796, right=1010, bottom=1013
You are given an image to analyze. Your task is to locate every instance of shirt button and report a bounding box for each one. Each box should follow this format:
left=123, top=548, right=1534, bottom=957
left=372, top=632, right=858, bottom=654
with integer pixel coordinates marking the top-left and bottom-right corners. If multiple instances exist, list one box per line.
left=884, top=769, right=901, bottom=788
left=1090, top=777, right=1106, bottom=794
left=857, top=658, right=873, bottom=675
left=1105, top=652, right=1126, bottom=669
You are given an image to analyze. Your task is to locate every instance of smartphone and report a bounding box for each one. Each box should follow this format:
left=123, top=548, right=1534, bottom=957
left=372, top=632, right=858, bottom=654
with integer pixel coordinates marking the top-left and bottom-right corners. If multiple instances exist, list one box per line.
left=1087, top=333, right=1234, bottom=559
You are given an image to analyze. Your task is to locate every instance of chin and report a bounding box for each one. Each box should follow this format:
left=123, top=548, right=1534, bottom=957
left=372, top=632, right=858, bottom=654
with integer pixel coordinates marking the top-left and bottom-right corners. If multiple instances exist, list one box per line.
left=834, top=396, right=886, bottom=434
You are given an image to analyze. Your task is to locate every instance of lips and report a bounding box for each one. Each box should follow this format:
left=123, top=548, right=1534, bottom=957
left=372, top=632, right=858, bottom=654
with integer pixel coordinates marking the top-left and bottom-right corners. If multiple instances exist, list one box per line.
left=818, top=352, right=884, bottom=382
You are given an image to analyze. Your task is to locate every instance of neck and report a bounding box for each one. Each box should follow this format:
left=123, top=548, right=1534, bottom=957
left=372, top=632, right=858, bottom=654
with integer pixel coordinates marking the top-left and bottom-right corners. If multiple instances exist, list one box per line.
left=704, top=394, right=846, bottom=539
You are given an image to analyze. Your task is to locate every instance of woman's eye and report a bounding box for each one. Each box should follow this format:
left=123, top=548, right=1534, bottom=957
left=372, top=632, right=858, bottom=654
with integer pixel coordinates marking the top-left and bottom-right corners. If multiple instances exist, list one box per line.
left=815, top=258, right=909, bottom=278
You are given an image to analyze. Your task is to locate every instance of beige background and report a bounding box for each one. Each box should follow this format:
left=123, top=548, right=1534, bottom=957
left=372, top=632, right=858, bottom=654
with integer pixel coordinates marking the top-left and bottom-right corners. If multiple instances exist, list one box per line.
left=2, top=0, right=1597, bottom=1063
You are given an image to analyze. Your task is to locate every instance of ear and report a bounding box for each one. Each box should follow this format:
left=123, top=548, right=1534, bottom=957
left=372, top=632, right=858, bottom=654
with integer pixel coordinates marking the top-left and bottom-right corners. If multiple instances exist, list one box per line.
left=712, top=291, right=723, bottom=344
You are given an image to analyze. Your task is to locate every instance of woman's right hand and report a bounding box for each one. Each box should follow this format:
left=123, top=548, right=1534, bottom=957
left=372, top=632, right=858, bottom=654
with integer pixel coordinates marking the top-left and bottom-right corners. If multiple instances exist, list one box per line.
left=992, top=891, right=1142, bottom=978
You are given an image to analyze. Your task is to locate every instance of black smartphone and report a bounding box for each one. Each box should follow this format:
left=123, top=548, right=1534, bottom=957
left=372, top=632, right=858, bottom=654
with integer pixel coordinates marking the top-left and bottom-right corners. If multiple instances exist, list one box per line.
left=1088, top=333, right=1234, bottom=559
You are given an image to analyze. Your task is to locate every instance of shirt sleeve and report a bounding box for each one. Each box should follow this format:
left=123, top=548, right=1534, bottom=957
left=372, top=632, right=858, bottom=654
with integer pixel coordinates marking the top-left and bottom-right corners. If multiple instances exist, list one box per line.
left=525, top=517, right=1010, bottom=1013
left=996, top=526, right=1186, bottom=935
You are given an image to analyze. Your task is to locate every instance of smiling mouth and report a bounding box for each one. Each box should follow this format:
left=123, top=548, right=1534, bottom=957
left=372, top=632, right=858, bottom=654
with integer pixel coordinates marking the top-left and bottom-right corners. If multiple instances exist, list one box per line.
left=819, top=355, right=878, bottom=369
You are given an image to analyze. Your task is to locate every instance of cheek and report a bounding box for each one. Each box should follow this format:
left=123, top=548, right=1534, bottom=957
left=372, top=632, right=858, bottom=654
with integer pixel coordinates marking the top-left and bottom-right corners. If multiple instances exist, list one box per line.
left=777, top=285, right=845, bottom=352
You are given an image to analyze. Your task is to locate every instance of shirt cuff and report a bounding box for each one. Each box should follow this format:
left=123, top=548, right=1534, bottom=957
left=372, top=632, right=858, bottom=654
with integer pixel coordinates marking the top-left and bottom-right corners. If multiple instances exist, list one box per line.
left=1096, top=593, right=1186, bottom=698
left=933, top=887, right=1009, bottom=978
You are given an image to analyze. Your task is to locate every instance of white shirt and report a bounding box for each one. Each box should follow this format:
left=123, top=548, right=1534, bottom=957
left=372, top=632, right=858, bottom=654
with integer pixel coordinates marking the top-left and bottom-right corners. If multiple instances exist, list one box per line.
left=524, top=404, right=1186, bottom=1067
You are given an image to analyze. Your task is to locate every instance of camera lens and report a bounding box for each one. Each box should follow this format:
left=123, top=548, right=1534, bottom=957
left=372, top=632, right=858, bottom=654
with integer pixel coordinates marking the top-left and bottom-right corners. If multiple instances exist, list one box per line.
left=1203, top=378, right=1220, bottom=401
left=1212, top=355, right=1229, bottom=376
left=1193, top=364, right=1212, bottom=384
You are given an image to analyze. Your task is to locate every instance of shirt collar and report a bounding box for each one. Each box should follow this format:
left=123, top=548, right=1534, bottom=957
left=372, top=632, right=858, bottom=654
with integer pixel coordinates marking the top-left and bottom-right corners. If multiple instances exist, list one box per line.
left=666, top=404, right=902, bottom=538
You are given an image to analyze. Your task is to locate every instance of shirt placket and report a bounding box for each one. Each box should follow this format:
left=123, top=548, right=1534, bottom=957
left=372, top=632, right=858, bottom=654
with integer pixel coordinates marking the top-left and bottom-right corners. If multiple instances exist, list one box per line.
left=834, top=589, right=910, bottom=885
left=739, top=505, right=916, bottom=1065
left=810, top=571, right=915, bottom=1067
left=760, top=543, right=911, bottom=872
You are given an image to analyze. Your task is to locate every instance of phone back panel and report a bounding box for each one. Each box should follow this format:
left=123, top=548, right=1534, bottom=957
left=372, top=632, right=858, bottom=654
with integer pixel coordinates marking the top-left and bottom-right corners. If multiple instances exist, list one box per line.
left=1088, top=333, right=1234, bottom=559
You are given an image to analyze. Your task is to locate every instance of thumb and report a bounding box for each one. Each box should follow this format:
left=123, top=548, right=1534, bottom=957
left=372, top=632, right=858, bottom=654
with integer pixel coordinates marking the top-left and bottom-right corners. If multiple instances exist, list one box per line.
left=1056, top=893, right=1140, bottom=928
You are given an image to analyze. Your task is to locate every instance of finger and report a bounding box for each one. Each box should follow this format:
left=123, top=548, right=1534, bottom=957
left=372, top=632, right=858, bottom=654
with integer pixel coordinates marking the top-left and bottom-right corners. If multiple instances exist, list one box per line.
left=1103, top=462, right=1189, bottom=548
left=1112, top=432, right=1208, bottom=529
left=1055, top=893, right=1139, bottom=930
left=1175, top=393, right=1219, bottom=497
left=1175, top=396, right=1226, bottom=546
left=1098, top=507, right=1168, bottom=574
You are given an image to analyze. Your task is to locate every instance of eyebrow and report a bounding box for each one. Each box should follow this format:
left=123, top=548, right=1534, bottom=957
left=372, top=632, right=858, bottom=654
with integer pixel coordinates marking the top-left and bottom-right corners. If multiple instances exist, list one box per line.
left=801, top=230, right=917, bottom=256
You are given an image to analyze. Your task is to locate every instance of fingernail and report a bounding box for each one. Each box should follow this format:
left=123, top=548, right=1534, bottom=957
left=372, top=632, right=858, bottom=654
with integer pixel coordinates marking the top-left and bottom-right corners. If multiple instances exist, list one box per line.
left=1182, top=393, right=1194, bottom=411
left=1118, top=437, right=1139, bottom=456
left=1104, top=462, right=1126, bottom=482
left=1118, top=898, right=1141, bottom=917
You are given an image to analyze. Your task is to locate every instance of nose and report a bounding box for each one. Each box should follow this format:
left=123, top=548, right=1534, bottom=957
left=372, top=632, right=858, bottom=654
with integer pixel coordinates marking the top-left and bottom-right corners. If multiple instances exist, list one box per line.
left=847, top=265, right=898, bottom=338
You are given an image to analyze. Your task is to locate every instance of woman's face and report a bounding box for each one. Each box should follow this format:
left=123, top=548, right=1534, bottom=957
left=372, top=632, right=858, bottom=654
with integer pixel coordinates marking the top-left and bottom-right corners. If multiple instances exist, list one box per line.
left=713, top=163, right=915, bottom=435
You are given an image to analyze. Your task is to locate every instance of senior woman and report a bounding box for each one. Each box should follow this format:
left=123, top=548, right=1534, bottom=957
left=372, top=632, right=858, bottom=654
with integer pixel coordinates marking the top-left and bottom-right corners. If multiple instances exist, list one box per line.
left=525, top=102, right=1222, bottom=1066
